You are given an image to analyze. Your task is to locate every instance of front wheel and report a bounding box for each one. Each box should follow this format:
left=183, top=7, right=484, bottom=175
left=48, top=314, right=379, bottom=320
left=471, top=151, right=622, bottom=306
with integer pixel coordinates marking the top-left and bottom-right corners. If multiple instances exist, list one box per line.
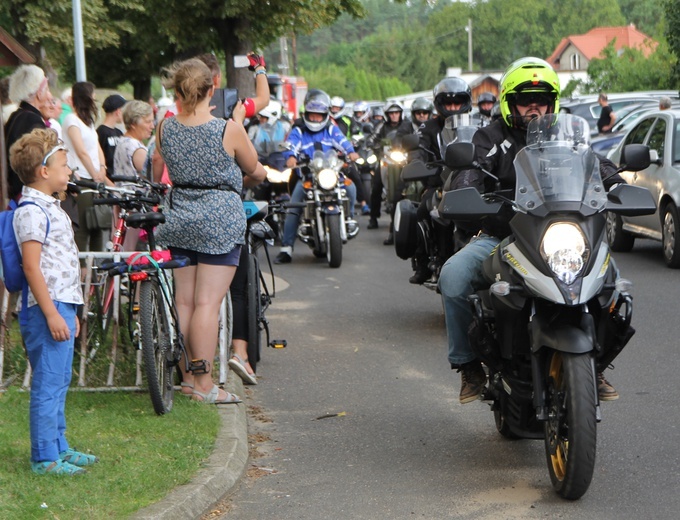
left=140, top=279, right=174, bottom=415
left=246, top=253, right=262, bottom=372
left=326, top=214, right=343, bottom=268
left=662, top=204, right=680, bottom=268
left=605, top=212, right=635, bottom=252
left=544, top=352, right=597, bottom=500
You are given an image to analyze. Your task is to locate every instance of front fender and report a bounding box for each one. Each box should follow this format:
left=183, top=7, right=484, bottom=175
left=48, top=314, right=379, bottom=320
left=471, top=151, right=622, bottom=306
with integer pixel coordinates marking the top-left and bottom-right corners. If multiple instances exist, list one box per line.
left=530, top=321, right=593, bottom=355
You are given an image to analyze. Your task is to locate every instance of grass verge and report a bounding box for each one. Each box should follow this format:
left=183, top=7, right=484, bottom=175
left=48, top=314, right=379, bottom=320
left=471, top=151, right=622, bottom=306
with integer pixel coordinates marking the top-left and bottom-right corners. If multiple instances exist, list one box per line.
left=0, top=388, right=220, bottom=519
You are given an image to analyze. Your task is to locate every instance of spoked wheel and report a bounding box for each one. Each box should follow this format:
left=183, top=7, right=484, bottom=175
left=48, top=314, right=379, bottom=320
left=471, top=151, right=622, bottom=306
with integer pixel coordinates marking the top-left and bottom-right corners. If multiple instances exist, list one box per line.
left=544, top=351, right=597, bottom=500
left=326, top=214, right=343, bottom=268
left=139, top=278, right=174, bottom=415
left=246, top=253, right=262, bottom=372
left=605, top=211, right=635, bottom=252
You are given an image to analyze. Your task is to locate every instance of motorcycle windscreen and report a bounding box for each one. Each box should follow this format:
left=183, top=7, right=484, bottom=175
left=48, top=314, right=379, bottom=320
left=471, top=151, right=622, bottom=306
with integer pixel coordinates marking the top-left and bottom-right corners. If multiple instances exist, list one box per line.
left=514, top=115, right=606, bottom=214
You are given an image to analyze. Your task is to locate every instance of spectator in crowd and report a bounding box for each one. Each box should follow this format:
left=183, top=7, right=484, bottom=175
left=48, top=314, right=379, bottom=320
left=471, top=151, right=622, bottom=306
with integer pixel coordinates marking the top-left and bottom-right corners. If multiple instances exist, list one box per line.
left=97, top=94, right=127, bottom=177
left=4, top=64, right=52, bottom=203
left=62, top=81, right=112, bottom=254
left=1, top=77, right=18, bottom=123
left=597, top=93, right=616, bottom=134
left=155, top=58, right=266, bottom=403
left=10, top=128, right=95, bottom=475
left=659, top=96, right=672, bottom=110
left=58, top=88, right=73, bottom=125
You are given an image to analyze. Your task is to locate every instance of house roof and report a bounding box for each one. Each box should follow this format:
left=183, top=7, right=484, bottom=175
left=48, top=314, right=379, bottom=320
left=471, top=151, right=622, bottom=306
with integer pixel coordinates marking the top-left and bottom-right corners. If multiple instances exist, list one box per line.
left=0, top=26, right=35, bottom=66
left=547, top=25, right=656, bottom=67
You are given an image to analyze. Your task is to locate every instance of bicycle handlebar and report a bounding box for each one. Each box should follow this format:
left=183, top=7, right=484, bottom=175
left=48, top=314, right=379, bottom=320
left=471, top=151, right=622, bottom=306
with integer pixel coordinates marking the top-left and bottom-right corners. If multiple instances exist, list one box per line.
left=101, top=256, right=191, bottom=277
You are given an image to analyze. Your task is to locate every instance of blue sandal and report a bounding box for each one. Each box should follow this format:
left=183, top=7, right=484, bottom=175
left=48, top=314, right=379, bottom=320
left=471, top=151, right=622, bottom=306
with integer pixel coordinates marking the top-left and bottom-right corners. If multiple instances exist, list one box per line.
left=60, top=448, right=99, bottom=467
left=32, top=459, right=86, bottom=476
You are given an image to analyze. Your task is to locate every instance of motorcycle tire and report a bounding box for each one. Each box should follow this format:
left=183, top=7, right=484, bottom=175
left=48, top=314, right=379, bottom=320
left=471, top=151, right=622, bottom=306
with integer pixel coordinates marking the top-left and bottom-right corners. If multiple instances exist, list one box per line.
left=544, top=351, right=597, bottom=500
left=494, top=391, right=520, bottom=440
left=326, top=213, right=343, bottom=268
left=394, top=199, right=418, bottom=260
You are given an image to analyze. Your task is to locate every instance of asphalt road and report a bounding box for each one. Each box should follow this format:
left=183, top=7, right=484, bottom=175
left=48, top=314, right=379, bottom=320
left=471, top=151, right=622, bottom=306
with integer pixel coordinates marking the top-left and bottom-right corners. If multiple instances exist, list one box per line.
left=216, top=219, right=680, bottom=520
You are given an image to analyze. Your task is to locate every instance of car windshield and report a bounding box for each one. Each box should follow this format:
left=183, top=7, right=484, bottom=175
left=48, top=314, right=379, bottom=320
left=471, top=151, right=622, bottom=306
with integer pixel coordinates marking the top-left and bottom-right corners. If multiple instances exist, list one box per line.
left=514, top=114, right=607, bottom=213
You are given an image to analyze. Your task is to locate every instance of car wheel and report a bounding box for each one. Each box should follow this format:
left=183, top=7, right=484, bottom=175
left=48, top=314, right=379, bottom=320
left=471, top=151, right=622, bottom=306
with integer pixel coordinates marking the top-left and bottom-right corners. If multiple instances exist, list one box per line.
left=605, top=212, right=635, bottom=252
left=662, top=204, right=680, bottom=268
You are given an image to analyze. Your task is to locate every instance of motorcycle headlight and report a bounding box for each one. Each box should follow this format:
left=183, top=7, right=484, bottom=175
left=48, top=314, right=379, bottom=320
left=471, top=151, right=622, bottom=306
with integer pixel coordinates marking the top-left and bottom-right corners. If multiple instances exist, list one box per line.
left=367, top=154, right=378, bottom=165
left=541, top=222, right=589, bottom=285
left=355, top=157, right=365, bottom=165
left=266, top=166, right=292, bottom=183
left=317, top=168, right=339, bottom=190
left=389, top=150, right=407, bottom=163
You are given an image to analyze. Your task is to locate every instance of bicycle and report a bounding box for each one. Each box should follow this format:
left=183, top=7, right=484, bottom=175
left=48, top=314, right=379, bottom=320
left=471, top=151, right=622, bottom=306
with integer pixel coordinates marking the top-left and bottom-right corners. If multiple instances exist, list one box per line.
left=74, top=177, right=190, bottom=414
left=241, top=199, right=294, bottom=371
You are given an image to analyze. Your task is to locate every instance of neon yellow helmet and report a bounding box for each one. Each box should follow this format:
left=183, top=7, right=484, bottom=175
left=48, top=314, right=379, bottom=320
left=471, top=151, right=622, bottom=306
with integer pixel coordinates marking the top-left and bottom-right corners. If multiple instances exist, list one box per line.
left=499, top=57, right=560, bottom=129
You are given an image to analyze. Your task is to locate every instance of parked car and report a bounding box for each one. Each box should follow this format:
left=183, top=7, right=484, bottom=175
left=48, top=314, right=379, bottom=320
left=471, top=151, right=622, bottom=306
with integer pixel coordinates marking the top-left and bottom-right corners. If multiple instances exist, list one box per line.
left=606, top=108, right=680, bottom=267
left=560, top=92, right=675, bottom=136
left=591, top=103, right=661, bottom=155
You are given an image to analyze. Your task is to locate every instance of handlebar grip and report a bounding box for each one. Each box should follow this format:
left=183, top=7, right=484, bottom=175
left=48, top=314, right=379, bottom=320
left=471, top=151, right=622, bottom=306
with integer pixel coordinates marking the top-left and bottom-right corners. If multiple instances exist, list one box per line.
left=93, top=198, right=120, bottom=205
left=109, top=174, right=139, bottom=184
left=284, top=202, right=307, bottom=209
left=73, top=178, right=103, bottom=190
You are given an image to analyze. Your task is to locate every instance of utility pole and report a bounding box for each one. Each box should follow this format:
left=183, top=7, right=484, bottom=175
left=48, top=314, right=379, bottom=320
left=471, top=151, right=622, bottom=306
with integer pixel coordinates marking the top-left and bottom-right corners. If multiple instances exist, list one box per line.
left=279, top=37, right=289, bottom=76
left=467, top=18, right=473, bottom=72
left=72, top=0, right=87, bottom=81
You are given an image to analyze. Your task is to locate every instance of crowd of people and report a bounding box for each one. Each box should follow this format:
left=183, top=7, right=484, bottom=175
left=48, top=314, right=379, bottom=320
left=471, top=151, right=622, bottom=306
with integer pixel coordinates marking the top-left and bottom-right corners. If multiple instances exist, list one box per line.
left=3, top=52, right=626, bottom=477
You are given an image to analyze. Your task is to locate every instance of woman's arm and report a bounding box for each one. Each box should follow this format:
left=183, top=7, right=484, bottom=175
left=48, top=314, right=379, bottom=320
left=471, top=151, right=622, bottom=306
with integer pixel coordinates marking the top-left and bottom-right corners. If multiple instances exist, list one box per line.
left=67, top=124, right=109, bottom=183
left=132, top=147, right=149, bottom=174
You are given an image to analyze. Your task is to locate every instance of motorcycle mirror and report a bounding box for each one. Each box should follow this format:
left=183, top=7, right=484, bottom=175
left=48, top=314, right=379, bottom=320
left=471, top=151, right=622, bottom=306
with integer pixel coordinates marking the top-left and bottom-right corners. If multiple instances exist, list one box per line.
left=606, top=184, right=657, bottom=216
left=362, top=123, right=374, bottom=135
left=444, top=142, right=476, bottom=170
left=620, top=144, right=651, bottom=171
left=438, top=187, right=502, bottom=220
left=401, top=134, right=420, bottom=152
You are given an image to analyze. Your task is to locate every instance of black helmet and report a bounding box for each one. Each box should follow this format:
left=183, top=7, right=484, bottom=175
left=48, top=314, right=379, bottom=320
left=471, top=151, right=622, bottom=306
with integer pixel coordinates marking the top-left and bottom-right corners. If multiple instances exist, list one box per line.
left=433, top=77, right=472, bottom=118
left=303, top=90, right=331, bottom=132
left=477, top=92, right=497, bottom=118
left=410, top=97, right=434, bottom=118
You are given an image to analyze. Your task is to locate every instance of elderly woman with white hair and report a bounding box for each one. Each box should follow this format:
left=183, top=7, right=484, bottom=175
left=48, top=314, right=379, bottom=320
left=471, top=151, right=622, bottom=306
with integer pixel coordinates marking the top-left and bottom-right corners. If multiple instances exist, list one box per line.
left=113, top=100, right=155, bottom=178
left=3, top=64, right=53, bottom=203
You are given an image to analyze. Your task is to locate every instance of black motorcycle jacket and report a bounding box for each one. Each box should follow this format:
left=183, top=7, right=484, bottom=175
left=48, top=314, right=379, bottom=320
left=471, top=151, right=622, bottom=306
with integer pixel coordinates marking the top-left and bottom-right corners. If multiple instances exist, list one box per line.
left=452, top=119, right=625, bottom=239
left=371, top=119, right=402, bottom=148
left=396, top=118, right=419, bottom=138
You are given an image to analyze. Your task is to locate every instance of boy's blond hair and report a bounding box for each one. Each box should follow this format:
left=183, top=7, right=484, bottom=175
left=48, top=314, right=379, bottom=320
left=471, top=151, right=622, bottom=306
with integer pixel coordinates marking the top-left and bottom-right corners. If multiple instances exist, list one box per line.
left=9, top=128, right=60, bottom=185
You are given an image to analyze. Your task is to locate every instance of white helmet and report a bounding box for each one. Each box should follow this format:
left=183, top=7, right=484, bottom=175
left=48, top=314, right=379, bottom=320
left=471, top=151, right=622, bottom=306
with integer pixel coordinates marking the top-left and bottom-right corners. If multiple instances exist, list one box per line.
left=330, top=96, right=346, bottom=119
left=259, top=99, right=282, bottom=124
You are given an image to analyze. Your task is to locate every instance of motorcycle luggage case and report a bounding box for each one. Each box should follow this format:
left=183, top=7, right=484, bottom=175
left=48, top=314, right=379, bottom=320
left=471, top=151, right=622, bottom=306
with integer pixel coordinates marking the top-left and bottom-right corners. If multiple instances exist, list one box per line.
left=394, top=199, right=418, bottom=260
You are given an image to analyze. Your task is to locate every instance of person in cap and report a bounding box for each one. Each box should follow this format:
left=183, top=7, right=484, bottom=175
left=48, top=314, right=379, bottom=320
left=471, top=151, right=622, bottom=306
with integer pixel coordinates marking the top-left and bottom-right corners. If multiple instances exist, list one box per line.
left=97, top=94, right=127, bottom=178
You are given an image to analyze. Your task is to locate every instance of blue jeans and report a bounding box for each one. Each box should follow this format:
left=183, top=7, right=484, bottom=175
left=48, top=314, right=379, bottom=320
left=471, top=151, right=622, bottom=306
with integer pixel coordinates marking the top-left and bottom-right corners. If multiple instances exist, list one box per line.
left=438, top=235, right=500, bottom=366
left=20, top=301, right=77, bottom=463
left=282, top=180, right=357, bottom=248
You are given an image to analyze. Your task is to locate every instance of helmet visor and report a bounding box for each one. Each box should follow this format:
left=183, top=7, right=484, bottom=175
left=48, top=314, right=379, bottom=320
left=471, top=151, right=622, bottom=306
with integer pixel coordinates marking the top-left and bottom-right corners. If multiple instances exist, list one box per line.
left=511, top=92, right=553, bottom=107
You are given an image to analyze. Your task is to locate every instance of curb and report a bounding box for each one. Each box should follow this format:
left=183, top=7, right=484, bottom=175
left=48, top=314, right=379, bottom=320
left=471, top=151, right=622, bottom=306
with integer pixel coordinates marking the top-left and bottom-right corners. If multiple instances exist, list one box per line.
left=129, top=374, right=248, bottom=520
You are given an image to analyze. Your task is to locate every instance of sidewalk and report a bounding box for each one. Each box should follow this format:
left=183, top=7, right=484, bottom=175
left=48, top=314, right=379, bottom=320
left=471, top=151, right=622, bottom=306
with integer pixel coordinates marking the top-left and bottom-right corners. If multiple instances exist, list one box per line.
left=129, top=374, right=248, bottom=520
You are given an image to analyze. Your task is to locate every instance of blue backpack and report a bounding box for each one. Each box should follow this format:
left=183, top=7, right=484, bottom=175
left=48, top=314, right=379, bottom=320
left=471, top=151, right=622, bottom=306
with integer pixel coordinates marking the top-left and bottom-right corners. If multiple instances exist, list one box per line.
left=0, top=199, right=50, bottom=294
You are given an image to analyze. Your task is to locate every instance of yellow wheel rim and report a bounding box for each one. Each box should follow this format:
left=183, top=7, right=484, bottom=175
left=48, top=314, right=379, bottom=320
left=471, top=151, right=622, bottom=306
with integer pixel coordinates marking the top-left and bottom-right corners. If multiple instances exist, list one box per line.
left=548, top=352, right=568, bottom=481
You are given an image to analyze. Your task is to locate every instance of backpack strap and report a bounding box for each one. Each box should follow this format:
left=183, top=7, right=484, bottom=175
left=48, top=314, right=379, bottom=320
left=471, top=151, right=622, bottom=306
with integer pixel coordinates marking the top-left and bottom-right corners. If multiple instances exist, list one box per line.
left=16, top=201, right=51, bottom=318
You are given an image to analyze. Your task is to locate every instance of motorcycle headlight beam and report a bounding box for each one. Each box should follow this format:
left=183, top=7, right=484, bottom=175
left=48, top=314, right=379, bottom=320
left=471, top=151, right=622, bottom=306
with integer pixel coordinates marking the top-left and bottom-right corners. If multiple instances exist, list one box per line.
left=389, top=150, right=406, bottom=163
left=317, top=168, right=339, bottom=190
left=355, top=157, right=366, bottom=165
left=367, top=154, right=378, bottom=165
left=541, top=222, right=588, bottom=285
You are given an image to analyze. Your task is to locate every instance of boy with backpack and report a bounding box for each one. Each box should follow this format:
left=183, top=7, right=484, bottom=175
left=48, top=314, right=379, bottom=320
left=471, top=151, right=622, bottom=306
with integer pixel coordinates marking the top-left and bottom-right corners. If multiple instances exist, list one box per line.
left=8, top=128, right=96, bottom=475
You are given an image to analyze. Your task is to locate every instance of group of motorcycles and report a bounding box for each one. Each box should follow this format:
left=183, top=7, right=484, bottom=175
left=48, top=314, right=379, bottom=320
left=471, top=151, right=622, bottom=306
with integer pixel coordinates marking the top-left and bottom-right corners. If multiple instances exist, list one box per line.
left=255, top=112, right=658, bottom=500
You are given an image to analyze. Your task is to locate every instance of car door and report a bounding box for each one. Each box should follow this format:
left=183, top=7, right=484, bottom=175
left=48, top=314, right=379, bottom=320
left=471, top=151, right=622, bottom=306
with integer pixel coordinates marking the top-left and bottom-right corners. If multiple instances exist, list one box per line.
left=630, top=117, right=667, bottom=233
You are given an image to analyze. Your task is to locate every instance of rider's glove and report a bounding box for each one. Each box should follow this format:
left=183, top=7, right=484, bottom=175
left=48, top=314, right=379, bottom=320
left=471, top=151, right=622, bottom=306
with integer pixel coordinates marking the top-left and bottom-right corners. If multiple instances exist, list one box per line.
left=247, top=52, right=266, bottom=71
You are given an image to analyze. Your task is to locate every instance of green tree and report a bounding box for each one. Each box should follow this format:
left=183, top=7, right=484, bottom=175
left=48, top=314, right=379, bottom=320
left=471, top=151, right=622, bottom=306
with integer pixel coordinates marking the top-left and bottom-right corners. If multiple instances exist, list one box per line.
left=664, top=0, right=680, bottom=87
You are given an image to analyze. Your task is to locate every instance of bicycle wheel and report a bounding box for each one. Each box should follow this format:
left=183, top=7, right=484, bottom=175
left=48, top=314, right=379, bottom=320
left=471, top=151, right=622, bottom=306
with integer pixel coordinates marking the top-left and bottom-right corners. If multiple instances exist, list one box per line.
left=139, top=278, right=174, bottom=415
left=246, top=252, right=262, bottom=372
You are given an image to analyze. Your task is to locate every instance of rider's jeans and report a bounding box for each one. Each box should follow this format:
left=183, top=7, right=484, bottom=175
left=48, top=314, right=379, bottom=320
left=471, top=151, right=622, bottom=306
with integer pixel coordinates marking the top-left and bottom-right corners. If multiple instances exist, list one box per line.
left=438, top=234, right=500, bottom=366
left=282, top=180, right=357, bottom=248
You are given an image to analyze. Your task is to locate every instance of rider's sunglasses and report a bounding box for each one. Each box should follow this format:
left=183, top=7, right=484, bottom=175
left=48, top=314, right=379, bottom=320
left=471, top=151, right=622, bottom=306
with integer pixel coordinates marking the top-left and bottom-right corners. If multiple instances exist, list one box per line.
left=513, top=92, right=552, bottom=107
left=413, top=110, right=430, bottom=117
left=441, top=94, right=467, bottom=106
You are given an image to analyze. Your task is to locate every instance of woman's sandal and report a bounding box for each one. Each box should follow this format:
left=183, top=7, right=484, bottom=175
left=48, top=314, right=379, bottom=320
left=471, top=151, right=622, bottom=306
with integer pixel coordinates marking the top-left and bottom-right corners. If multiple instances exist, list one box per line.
left=59, top=448, right=98, bottom=467
left=228, top=354, right=257, bottom=385
left=180, top=382, right=194, bottom=396
left=192, top=384, right=242, bottom=404
left=32, top=459, right=86, bottom=476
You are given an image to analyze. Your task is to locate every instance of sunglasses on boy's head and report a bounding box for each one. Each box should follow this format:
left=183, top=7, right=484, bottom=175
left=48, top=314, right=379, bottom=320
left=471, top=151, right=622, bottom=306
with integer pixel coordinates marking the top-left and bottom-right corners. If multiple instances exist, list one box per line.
left=440, top=94, right=468, bottom=106
left=512, top=92, right=552, bottom=107
left=42, top=144, right=68, bottom=166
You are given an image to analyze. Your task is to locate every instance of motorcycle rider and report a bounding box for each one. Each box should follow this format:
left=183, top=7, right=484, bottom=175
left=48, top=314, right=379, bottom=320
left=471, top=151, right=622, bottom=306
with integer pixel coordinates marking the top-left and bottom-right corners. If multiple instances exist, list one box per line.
left=368, top=101, right=405, bottom=230
left=330, top=96, right=351, bottom=137
left=274, top=90, right=360, bottom=264
left=397, top=97, right=433, bottom=137
left=371, top=105, right=385, bottom=126
left=477, top=92, right=497, bottom=127
left=349, top=100, right=373, bottom=136
left=438, top=57, right=622, bottom=403
left=408, top=77, right=473, bottom=285
left=247, top=99, right=290, bottom=171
